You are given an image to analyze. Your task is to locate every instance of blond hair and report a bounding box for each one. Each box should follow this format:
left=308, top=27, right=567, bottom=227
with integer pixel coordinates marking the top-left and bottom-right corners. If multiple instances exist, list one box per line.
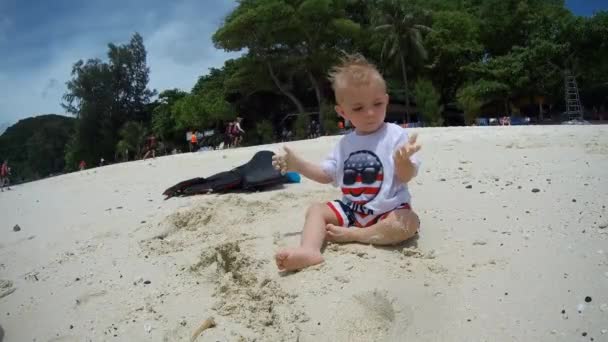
left=328, top=53, right=386, bottom=103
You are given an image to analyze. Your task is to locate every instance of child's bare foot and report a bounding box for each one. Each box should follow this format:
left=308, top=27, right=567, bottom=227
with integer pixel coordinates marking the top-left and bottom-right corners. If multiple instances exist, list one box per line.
left=275, top=247, right=323, bottom=272
left=325, top=224, right=355, bottom=243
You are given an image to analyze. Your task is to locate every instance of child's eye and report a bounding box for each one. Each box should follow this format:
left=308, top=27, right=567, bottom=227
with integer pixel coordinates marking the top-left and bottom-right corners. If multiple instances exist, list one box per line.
left=374, top=102, right=383, bottom=107
left=353, top=107, right=363, bottom=112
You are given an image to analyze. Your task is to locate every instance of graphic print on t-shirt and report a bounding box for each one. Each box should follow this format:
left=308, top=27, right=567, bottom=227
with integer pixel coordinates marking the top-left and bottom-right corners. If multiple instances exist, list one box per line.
left=341, top=150, right=383, bottom=212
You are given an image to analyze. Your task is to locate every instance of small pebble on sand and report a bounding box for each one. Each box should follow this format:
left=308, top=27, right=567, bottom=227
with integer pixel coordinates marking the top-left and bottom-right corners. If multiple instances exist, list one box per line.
left=577, top=303, right=585, bottom=313
left=12, top=225, right=20, bottom=232
left=531, top=188, right=540, bottom=193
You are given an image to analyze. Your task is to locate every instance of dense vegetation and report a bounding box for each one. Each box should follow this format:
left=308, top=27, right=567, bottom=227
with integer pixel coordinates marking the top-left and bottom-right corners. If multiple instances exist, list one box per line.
left=0, top=115, right=75, bottom=182
left=1, top=0, right=606, bottom=182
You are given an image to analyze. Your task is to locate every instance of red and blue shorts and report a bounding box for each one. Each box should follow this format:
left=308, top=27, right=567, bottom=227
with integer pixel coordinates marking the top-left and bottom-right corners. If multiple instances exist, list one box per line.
left=326, top=200, right=411, bottom=228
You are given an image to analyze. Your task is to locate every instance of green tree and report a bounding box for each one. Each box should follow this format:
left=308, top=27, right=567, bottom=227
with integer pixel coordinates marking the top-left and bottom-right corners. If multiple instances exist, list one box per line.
left=214, top=0, right=360, bottom=127
left=0, top=115, right=75, bottom=180
left=287, top=0, right=361, bottom=125
left=425, top=10, right=483, bottom=101
left=373, top=0, right=432, bottom=123
left=413, top=79, right=443, bottom=126
left=456, top=85, right=483, bottom=125
left=63, top=32, right=155, bottom=163
left=62, top=59, right=114, bottom=164
left=151, top=89, right=187, bottom=142
left=107, top=33, right=157, bottom=122
left=116, top=121, right=147, bottom=159
left=213, top=0, right=308, bottom=114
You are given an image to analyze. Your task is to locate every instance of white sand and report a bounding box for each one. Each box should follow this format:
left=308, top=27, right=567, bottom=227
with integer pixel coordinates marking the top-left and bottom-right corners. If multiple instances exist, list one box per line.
left=1, top=125, right=607, bottom=341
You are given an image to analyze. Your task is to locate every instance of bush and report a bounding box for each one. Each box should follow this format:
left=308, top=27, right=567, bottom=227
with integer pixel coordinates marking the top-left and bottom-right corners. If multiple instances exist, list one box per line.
left=414, top=79, right=444, bottom=126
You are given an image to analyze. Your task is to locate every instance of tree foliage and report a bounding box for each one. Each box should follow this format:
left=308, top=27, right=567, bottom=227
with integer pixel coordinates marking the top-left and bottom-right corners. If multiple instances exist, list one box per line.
left=413, top=79, right=443, bottom=126
left=372, top=0, right=432, bottom=122
left=62, top=32, right=155, bottom=165
left=0, top=115, right=75, bottom=181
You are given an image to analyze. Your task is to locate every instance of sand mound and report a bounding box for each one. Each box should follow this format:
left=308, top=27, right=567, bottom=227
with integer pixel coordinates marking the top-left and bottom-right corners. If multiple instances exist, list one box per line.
left=192, top=241, right=308, bottom=340
left=141, top=195, right=278, bottom=256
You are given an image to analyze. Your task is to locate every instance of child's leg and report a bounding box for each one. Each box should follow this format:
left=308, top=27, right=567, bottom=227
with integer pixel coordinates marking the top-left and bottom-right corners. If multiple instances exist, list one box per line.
left=275, top=203, right=339, bottom=271
left=326, top=209, right=419, bottom=245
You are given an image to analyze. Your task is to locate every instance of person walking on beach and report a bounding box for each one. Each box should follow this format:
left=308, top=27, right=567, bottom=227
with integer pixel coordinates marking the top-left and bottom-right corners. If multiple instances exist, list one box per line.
left=143, top=134, right=157, bottom=160
left=224, top=120, right=235, bottom=148
left=232, top=117, right=245, bottom=147
left=272, top=54, right=421, bottom=272
left=0, top=160, right=10, bottom=191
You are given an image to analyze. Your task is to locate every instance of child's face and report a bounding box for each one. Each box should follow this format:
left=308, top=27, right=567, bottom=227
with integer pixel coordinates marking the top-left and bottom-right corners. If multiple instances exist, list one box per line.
left=335, top=81, right=388, bottom=135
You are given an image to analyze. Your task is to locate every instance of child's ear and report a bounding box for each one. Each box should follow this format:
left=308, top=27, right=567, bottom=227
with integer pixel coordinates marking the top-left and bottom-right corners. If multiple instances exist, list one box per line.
left=334, top=105, right=347, bottom=120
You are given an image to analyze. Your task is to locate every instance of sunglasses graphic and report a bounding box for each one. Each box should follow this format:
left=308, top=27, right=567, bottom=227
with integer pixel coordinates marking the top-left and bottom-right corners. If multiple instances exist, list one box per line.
left=343, top=166, right=381, bottom=185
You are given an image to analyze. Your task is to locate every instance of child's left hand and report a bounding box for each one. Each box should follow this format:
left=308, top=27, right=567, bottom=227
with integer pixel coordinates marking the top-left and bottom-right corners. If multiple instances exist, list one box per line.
left=394, top=133, right=421, bottom=163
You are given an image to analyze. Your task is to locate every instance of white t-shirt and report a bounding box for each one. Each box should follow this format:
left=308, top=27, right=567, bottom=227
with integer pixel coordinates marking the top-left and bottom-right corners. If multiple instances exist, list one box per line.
left=321, top=123, right=420, bottom=215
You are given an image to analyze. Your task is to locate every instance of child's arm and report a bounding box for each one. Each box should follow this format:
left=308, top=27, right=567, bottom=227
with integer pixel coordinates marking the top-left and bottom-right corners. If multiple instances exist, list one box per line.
left=394, top=133, right=421, bottom=184
left=273, top=146, right=333, bottom=184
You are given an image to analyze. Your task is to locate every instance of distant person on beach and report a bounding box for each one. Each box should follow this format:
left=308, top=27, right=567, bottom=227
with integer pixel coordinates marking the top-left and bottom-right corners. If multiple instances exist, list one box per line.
left=224, top=120, right=235, bottom=148
left=232, top=117, right=245, bottom=147
left=0, top=160, right=11, bottom=191
left=272, top=54, right=421, bottom=272
left=79, top=160, right=87, bottom=171
left=189, top=130, right=198, bottom=152
left=143, top=134, right=157, bottom=160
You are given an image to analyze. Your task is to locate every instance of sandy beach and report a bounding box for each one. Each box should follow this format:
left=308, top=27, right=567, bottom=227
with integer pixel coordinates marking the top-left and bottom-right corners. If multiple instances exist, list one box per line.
left=1, top=125, right=607, bottom=341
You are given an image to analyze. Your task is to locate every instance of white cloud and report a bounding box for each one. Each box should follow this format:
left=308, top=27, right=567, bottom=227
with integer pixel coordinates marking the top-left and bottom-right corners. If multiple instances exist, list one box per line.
left=145, top=2, right=243, bottom=93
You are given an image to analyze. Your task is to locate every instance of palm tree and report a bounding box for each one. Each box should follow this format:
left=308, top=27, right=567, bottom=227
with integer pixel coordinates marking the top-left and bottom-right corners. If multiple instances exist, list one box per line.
left=373, top=0, right=431, bottom=123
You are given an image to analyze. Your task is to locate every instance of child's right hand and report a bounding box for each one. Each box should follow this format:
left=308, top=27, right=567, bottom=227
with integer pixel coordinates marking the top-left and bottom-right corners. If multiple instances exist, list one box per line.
left=272, top=146, right=299, bottom=175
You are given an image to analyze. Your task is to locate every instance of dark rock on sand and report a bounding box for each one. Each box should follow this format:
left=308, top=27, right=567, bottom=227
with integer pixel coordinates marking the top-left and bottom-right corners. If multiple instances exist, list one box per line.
left=12, top=225, right=20, bottom=232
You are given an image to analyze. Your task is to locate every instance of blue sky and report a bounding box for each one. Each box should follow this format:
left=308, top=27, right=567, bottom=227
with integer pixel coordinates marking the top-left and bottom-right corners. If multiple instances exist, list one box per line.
left=0, top=0, right=242, bottom=125
left=0, top=0, right=606, bottom=125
